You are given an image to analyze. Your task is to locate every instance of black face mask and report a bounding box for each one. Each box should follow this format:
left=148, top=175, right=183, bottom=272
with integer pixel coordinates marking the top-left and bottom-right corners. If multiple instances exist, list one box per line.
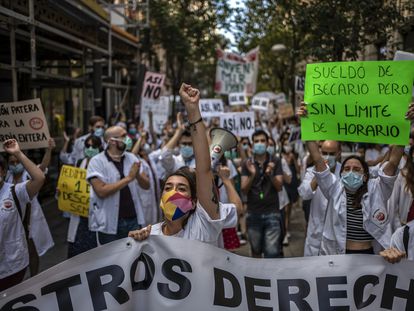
left=116, top=141, right=126, bottom=152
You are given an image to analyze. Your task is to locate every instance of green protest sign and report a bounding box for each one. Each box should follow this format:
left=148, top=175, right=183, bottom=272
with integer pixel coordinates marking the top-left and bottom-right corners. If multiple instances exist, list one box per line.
left=301, top=61, right=414, bottom=145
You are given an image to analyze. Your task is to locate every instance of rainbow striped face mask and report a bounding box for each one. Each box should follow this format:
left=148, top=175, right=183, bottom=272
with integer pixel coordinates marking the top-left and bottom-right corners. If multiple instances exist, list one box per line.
left=160, top=190, right=195, bottom=221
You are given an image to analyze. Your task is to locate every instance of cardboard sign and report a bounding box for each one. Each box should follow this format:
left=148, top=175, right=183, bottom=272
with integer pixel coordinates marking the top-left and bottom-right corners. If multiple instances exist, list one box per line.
left=142, top=71, right=165, bottom=100
left=228, top=92, right=247, bottom=106
left=57, top=165, right=89, bottom=217
left=275, top=92, right=286, bottom=105
left=2, top=236, right=414, bottom=311
left=215, top=47, right=259, bottom=95
left=302, top=61, right=414, bottom=145
left=278, top=103, right=295, bottom=119
left=140, top=96, right=171, bottom=134
left=199, top=99, right=224, bottom=117
left=0, top=99, right=50, bottom=151
left=220, top=112, right=255, bottom=137
left=251, top=96, right=270, bottom=111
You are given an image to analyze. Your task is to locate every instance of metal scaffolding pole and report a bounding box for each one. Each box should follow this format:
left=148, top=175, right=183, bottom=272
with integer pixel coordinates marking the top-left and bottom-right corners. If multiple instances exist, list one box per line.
left=10, top=22, right=17, bottom=101
left=29, top=0, right=36, bottom=79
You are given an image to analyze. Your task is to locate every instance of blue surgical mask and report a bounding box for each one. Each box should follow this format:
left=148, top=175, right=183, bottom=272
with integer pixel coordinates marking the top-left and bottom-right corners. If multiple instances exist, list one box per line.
left=129, top=128, right=137, bottom=135
left=180, top=145, right=194, bottom=159
left=242, top=144, right=249, bottom=151
left=404, top=145, right=411, bottom=155
left=267, top=146, right=275, bottom=156
left=341, top=171, right=364, bottom=192
left=323, top=155, right=337, bottom=170
left=253, top=143, right=266, bottom=155
left=9, top=163, right=24, bottom=175
left=142, top=143, right=152, bottom=154
left=94, top=128, right=104, bottom=137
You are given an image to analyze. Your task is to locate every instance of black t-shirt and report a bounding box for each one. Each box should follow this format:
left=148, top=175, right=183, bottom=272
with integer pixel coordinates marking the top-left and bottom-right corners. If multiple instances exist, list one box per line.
left=105, top=152, right=136, bottom=219
left=241, top=155, right=283, bottom=213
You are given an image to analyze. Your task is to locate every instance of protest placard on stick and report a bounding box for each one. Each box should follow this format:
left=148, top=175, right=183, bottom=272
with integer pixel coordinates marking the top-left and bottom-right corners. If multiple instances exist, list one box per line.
left=0, top=99, right=50, bottom=151
left=301, top=61, right=414, bottom=145
left=199, top=99, right=224, bottom=117
left=220, top=112, right=255, bottom=137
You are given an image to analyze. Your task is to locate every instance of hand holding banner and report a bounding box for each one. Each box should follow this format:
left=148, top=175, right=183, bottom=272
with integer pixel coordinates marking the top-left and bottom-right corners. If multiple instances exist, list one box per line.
left=301, top=61, right=414, bottom=145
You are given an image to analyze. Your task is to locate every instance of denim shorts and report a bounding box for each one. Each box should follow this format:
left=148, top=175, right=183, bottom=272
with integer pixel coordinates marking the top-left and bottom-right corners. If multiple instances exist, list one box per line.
left=98, top=217, right=141, bottom=245
left=246, top=211, right=282, bottom=258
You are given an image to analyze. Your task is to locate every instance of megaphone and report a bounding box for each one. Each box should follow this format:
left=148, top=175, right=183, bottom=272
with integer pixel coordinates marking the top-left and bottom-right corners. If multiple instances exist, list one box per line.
left=209, top=128, right=238, bottom=169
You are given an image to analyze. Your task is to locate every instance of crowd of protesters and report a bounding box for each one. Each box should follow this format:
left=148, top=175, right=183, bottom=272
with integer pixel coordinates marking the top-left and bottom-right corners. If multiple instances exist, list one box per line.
left=1, top=83, right=413, bottom=292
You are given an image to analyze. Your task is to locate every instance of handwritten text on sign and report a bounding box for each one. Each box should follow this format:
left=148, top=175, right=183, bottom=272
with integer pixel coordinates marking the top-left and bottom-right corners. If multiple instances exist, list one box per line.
left=0, top=99, right=50, bottom=151
left=142, top=71, right=165, bottom=100
left=57, top=165, right=90, bottom=217
left=199, top=99, right=224, bottom=117
left=302, top=61, right=414, bottom=145
left=140, top=96, right=171, bottom=134
left=220, top=112, right=255, bottom=137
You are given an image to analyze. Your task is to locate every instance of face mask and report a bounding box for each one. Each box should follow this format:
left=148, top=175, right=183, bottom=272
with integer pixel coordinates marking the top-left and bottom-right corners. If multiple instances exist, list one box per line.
left=94, top=128, right=104, bottom=137
left=124, top=136, right=133, bottom=151
left=242, top=144, right=249, bottom=151
left=160, top=190, right=195, bottom=221
left=9, top=163, right=24, bottom=175
left=110, top=137, right=127, bottom=152
left=253, top=143, right=266, bottom=155
left=267, top=146, right=275, bottom=156
left=404, top=145, right=411, bottom=155
left=323, top=155, right=337, bottom=170
left=129, top=128, right=137, bottom=135
left=341, top=171, right=364, bottom=192
left=284, top=145, right=293, bottom=153
left=180, top=145, right=194, bottom=159
left=255, top=127, right=262, bottom=131
left=84, top=147, right=100, bottom=158
left=224, top=151, right=231, bottom=159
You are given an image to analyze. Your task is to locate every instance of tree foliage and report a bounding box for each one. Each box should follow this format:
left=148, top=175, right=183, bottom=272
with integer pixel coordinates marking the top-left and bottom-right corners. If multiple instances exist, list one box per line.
left=142, top=0, right=231, bottom=106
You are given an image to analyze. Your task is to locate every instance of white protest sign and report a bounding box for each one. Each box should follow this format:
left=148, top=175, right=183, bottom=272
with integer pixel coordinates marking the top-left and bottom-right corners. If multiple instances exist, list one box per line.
left=251, top=96, right=270, bottom=111
left=140, top=96, right=170, bottom=134
left=274, top=92, right=287, bottom=104
left=142, top=71, right=165, bottom=100
left=220, top=112, right=255, bottom=137
left=1, top=236, right=413, bottom=311
left=228, top=92, right=247, bottom=106
left=295, top=76, right=305, bottom=94
left=215, top=47, right=259, bottom=95
left=199, top=99, right=224, bottom=117
left=0, top=99, right=50, bottom=151
left=394, top=51, right=414, bottom=96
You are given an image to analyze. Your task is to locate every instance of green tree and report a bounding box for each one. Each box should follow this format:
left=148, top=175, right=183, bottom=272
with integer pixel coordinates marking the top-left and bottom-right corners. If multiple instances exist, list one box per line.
left=143, top=0, right=231, bottom=112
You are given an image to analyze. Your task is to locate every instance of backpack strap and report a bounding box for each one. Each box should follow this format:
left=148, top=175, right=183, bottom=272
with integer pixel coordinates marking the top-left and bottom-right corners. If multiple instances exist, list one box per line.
left=10, top=185, right=31, bottom=239
left=403, top=225, right=409, bottom=255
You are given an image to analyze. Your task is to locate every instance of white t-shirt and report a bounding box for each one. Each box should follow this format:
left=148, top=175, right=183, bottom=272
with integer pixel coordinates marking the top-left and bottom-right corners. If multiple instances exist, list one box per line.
left=150, top=201, right=237, bottom=246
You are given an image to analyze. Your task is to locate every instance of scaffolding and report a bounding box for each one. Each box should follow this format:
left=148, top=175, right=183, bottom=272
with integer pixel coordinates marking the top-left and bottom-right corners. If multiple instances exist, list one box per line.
left=0, top=0, right=149, bottom=133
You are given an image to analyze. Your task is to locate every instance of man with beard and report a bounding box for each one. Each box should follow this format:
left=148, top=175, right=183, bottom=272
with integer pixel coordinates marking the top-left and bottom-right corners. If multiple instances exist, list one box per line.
left=87, top=126, right=150, bottom=245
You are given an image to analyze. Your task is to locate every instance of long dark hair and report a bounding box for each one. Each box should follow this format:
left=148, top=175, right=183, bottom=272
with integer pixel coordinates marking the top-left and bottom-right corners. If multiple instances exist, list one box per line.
left=340, top=155, right=369, bottom=207
left=402, top=145, right=414, bottom=196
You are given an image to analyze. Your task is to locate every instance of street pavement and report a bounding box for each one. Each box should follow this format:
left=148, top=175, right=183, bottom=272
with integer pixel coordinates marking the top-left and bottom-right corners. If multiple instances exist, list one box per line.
left=36, top=199, right=307, bottom=274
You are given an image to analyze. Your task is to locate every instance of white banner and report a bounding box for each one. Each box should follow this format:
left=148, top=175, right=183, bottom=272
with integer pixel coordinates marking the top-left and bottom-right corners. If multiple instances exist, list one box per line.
left=140, top=96, right=170, bottom=134
left=1, top=236, right=414, bottom=310
left=215, top=47, right=259, bottom=96
left=251, top=96, right=270, bottom=111
left=199, top=99, right=224, bottom=117
left=0, top=99, right=50, bottom=151
left=228, top=92, right=247, bottom=106
left=220, top=112, right=255, bottom=137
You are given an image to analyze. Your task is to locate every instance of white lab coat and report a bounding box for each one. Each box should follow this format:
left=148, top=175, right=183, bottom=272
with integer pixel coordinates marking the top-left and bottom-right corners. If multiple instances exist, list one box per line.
left=314, top=166, right=396, bottom=255
left=390, top=220, right=414, bottom=260
left=87, top=151, right=146, bottom=234
left=0, top=182, right=30, bottom=278
left=298, top=163, right=341, bottom=256
left=5, top=170, right=54, bottom=257
left=388, top=172, right=413, bottom=231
